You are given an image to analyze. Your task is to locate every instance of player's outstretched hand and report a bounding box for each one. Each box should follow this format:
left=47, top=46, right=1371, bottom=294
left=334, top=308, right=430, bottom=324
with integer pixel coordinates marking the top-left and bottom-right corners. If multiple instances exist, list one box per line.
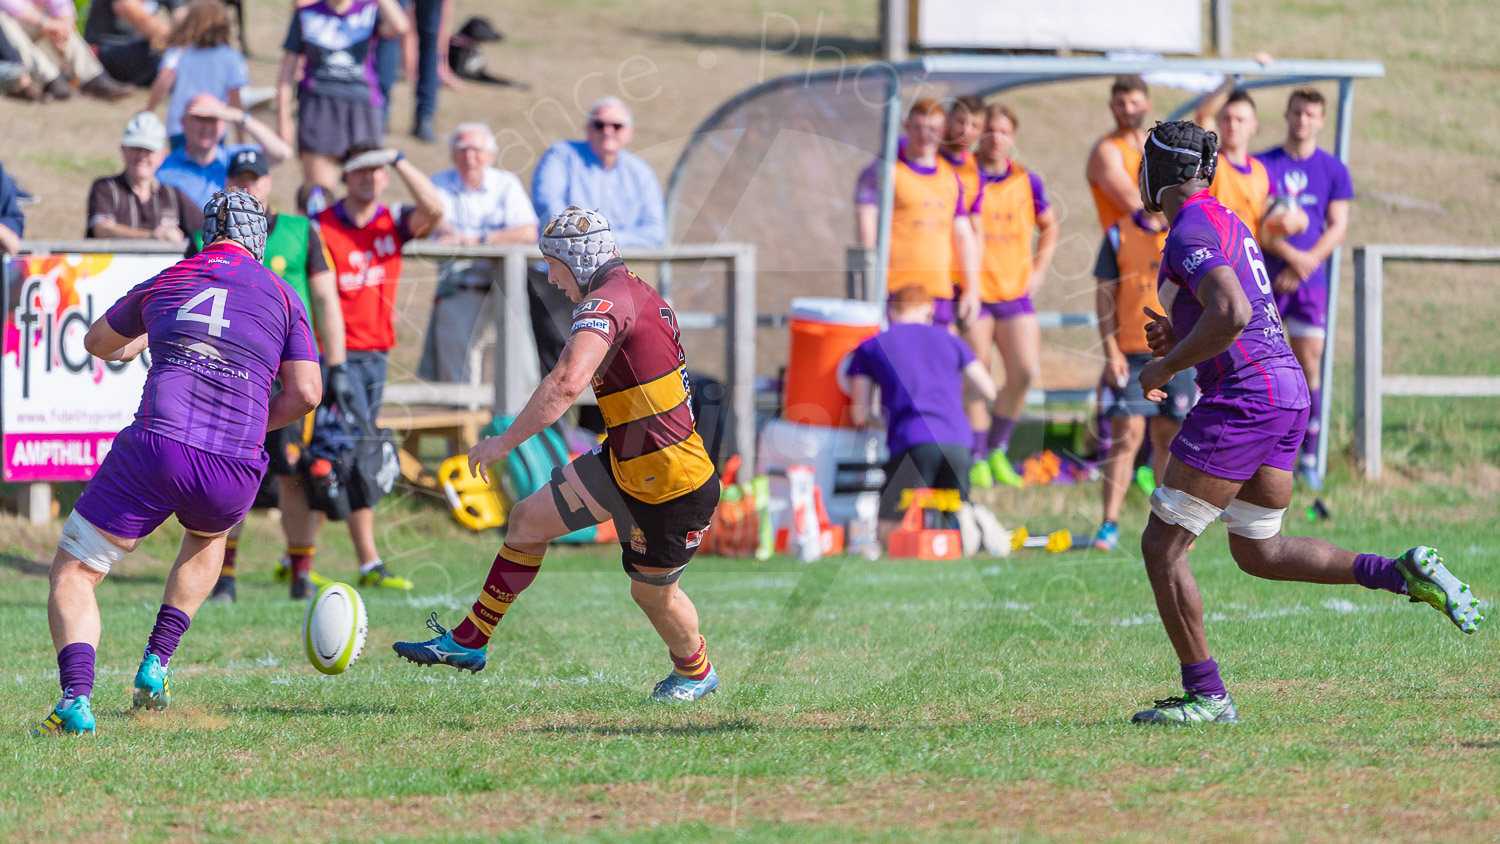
left=1138, top=358, right=1174, bottom=403
left=1143, top=307, right=1176, bottom=357
left=468, top=436, right=510, bottom=484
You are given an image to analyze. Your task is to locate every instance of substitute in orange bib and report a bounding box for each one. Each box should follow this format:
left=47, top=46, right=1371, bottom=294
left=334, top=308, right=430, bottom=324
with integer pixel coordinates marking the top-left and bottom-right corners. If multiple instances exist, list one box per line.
left=963, top=103, right=1058, bottom=490
left=856, top=98, right=981, bottom=329
left=1089, top=209, right=1194, bottom=552
left=394, top=207, right=723, bottom=703
left=1086, top=75, right=1150, bottom=231
left=303, top=142, right=443, bottom=596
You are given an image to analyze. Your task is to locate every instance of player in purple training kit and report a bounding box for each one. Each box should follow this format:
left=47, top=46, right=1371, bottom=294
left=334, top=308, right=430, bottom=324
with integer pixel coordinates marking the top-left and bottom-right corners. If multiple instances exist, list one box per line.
left=33, top=190, right=322, bottom=737
left=1257, top=89, right=1354, bottom=491
left=1127, top=122, right=1481, bottom=726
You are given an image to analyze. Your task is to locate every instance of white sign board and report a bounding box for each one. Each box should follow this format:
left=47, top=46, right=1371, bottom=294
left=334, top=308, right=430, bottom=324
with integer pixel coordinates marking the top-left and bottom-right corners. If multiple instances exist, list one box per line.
left=3, top=254, right=177, bottom=482
left=915, top=0, right=1202, bottom=55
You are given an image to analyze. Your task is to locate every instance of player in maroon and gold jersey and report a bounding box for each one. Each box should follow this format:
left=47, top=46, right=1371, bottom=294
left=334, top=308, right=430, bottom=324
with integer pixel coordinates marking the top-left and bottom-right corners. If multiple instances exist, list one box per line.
left=394, top=207, right=723, bottom=702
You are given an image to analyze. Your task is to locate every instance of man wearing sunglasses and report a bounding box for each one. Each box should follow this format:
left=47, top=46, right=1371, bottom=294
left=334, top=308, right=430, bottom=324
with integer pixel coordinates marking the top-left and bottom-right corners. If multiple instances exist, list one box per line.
left=529, top=96, right=665, bottom=374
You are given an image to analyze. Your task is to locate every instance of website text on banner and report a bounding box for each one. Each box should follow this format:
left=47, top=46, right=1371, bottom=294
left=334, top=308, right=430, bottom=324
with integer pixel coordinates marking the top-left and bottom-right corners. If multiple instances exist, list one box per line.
left=3, top=254, right=177, bottom=482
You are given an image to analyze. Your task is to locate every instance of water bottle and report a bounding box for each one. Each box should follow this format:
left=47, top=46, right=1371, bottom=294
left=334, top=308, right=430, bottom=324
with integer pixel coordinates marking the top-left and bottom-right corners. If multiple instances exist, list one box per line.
left=310, top=458, right=340, bottom=504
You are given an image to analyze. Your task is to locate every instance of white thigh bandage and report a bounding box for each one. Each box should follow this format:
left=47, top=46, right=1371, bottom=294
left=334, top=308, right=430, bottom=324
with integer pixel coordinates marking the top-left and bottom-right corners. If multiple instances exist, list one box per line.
left=1219, top=499, right=1286, bottom=539
left=1284, top=318, right=1326, bottom=339
left=59, top=511, right=127, bottom=575
left=1149, top=487, right=1223, bottom=537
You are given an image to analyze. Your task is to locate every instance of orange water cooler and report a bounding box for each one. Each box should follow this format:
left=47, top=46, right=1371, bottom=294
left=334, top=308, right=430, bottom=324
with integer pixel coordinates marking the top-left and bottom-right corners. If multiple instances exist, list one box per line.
left=782, top=298, right=882, bottom=428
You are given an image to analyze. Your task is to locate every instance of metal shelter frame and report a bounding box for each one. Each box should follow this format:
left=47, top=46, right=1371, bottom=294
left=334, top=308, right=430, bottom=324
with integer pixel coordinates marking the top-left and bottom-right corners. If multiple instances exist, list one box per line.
left=664, top=55, right=1384, bottom=478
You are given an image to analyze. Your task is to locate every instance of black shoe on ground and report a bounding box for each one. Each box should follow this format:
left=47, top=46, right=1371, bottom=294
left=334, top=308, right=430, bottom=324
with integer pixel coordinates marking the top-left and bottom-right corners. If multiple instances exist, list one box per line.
left=207, top=576, right=236, bottom=603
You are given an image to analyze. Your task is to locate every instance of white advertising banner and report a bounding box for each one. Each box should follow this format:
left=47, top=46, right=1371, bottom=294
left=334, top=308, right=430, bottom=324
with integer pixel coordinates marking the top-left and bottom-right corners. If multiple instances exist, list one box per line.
left=915, top=0, right=1203, bottom=55
left=3, top=254, right=176, bottom=482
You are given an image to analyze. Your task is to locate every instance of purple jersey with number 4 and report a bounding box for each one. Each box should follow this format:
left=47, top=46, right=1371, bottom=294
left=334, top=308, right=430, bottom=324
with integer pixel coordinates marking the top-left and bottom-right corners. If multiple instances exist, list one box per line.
left=1158, top=192, right=1309, bottom=410
left=104, top=242, right=319, bottom=459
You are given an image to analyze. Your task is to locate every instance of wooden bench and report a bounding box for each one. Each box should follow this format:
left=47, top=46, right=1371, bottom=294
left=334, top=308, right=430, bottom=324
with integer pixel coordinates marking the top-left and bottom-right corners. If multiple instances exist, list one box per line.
left=375, top=407, right=492, bottom=488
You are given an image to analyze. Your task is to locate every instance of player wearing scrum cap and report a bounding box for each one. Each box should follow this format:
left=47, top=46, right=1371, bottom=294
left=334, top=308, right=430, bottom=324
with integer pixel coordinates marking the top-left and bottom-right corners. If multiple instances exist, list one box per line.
left=394, top=207, right=723, bottom=702
left=1128, top=121, right=1481, bottom=726
left=34, top=189, right=322, bottom=736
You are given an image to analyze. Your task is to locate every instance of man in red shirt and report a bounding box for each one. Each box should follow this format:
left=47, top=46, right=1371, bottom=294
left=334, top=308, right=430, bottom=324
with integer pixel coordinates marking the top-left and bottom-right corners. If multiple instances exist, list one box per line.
left=302, top=142, right=443, bottom=594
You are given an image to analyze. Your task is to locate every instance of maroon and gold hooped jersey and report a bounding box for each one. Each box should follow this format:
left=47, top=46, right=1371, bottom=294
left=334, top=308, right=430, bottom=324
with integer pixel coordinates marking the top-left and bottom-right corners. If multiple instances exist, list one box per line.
left=570, top=260, right=715, bottom=504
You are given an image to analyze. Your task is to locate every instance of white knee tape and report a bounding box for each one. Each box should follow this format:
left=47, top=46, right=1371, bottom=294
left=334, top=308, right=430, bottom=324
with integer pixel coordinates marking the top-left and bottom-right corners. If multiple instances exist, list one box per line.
left=59, top=511, right=127, bottom=575
left=1149, top=486, right=1222, bottom=537
left=1220, top=499, right=1286, bottom=539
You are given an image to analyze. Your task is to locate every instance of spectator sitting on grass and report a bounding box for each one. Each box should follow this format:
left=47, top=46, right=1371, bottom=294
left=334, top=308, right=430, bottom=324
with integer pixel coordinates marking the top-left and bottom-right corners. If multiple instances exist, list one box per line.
left=0, top=0, right=132, bottom=99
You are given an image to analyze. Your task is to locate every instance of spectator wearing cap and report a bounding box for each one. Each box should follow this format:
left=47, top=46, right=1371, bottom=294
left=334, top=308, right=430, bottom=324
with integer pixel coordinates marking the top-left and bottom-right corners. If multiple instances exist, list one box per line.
left=0, top=159, right=22, bottom=254
left=87, top=112, right=203, bottom=243
left=157, top=92, right=292, bottom=208
left=528, top=96, right=664, bottom=371
left=418, top=122, right=538, bottom=383
left=0, top=0, right=132, bottom=99
left=84, top=0, right=188, bottom=87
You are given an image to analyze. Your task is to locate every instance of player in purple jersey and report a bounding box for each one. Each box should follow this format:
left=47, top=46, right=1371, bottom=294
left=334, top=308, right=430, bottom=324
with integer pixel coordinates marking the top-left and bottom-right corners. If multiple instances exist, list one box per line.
left=32, top=190, right=322, bottom=737
left=1257, top=88, right=1354, bottom=490
left=1125, top=122, right=1481, bottom=727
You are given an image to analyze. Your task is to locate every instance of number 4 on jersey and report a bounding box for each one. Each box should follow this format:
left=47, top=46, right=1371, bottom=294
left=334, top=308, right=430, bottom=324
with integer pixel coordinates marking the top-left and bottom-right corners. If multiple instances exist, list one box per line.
left=178, top=287, right=232, bottom=337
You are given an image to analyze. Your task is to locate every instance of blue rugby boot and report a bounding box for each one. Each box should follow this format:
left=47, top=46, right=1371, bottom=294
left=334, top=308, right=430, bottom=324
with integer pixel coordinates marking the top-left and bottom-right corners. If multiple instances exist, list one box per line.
left=1131, top=692, right=1239, bottom=725
left=33, top=696, right=95, bottom=736
left=1396, top=546, right=1483, bottom=634
left=651, top=666, right=720, bottom=702
left=1092, top=520, right=1120, bottom=551
left=132, top=652, right=171, bottom=711
left=392, top=613, right=487, bottom=673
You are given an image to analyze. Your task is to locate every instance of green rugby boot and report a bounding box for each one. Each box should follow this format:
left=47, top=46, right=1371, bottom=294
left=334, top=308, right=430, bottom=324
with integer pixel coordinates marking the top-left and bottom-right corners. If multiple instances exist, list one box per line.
left=1396, top=546, right=1483, bottom=634
left=1131, top=692, right=1239, bottom=725
left=969, top=459, right=994, bottom=490
left=988, top=451, right=1023, bottom=488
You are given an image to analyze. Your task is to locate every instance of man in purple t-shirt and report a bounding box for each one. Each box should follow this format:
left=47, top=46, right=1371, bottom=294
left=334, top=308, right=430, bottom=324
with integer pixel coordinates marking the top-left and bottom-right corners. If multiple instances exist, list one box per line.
left=33, top=190, right=323, bottom=737
left=1126, top=122, right=1480, bottom=727
left=848, top=286, right=996, bottom=543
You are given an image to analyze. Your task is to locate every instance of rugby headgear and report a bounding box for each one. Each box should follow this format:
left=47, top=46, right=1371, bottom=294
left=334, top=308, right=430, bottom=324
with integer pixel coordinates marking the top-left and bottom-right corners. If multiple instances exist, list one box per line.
left=202, top=188, right=269, bottom=261
left=1138, top=120, right=1219, bottom=213
left=539, top=206, right=617, bottom=289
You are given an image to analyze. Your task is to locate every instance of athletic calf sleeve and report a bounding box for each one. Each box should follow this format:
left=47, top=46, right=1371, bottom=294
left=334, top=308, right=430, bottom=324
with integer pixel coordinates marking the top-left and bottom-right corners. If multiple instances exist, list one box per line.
left=58, top=642, right=96, bottom=700
left=452, top=544, right=543, bottom=649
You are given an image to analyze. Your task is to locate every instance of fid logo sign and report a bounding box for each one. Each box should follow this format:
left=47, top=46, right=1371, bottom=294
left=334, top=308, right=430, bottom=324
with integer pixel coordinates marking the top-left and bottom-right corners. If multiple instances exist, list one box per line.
left=1182, top=247, right=1212, bottom=275
left=12, top=275, right=146, bottom=400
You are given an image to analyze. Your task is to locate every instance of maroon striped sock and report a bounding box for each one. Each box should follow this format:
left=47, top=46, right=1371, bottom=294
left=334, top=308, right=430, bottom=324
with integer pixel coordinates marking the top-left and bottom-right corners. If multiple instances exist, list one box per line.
left=451, top=545, right=543, bottom=649
left=671, top=636, right=711, bottom=680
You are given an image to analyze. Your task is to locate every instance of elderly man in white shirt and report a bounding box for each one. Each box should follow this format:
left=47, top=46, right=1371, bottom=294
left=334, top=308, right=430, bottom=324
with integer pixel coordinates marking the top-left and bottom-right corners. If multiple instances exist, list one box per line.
left=418, top=122, right=540, bottom=383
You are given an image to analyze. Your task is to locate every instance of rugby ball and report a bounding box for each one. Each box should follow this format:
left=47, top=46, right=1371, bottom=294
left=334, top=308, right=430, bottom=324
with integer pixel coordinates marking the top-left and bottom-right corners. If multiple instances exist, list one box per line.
left=1261, top=195, right=1309, bottom=239
left=302, top=582, right=369, bottom=675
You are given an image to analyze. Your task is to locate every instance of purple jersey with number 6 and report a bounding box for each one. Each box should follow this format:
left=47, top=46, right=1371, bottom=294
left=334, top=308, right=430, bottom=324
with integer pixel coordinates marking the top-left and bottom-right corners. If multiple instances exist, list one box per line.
left=1157, top=191, right=1309, bottom=410
left=104, top=242, right=319, bottom=459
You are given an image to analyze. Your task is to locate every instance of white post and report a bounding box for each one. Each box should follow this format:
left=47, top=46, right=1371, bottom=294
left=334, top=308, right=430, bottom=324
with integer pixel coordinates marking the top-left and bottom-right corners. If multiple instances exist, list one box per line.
left=19, top=483, right=51, bottom=525
left=1352, top=247, right=1382, bottom=481
left=495, top=251, right=532, bottom=416
left=728, top=245, right=758, bottom=464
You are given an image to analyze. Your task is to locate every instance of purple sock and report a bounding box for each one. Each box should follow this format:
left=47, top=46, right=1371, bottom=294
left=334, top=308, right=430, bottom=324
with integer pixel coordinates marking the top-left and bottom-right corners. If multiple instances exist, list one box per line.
left=1181, top=657, right=1227, bottom=699
left=58, top=642, right=96, bottom=700
left=972, top=430, right=989, bottom=457
left=987, top=416, right=1017, bottom=453
left=1353, top=553, right=1408, bottom=595
left=146, top=605, right=192, bottom=666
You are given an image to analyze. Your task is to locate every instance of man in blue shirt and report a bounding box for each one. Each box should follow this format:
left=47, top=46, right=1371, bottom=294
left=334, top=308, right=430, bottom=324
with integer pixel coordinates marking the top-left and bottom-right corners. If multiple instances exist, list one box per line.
left=157, top=94, right=291, bottom=207
left=0, top=159, right=24, bottom=255
left=526, top=96, right=666, bottom=373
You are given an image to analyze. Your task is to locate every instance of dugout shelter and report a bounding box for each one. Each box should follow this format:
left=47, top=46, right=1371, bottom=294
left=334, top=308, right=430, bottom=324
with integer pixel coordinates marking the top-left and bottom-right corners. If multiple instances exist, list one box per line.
left=664, top=55, right=1384, bottom=479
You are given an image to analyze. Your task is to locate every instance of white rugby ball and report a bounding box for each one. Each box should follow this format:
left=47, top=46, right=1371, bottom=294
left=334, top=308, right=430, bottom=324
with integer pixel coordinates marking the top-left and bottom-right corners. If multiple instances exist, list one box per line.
left=302, top=582, right=369, bottom=675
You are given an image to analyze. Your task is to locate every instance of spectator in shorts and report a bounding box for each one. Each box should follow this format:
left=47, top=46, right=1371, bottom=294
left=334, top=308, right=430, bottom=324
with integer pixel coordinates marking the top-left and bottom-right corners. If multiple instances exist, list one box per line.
left=1086, top=75, right=1150, bottom=231
left=87, top=111, right=203, bottom=243
left=1091, top=208, right=1193, bottom=552
left=278, top=0, right=411, bottom=194
left=157, top=93, right=291, bottom=208
left=418, top=122, right=538, bottom=383
left=203, top=148, right=351, bottom=603
left=299, top=141, right=442, bottom=595
left=849, top=285, right=996, bottom=545
left=0, top=159, right=22, bottom=255
left=84, top=0, right=187, bottom=87
left=145, top=0, right=248, bottom=150
left=0, top=0, right=132, bottom=99
left=529, top=96, right=665, bottom=371
left=963, top=103, right=1058, bottom=491
left=1257, top=88, right=1353, bottom=490
left=855, top=98, right=981, bottom=332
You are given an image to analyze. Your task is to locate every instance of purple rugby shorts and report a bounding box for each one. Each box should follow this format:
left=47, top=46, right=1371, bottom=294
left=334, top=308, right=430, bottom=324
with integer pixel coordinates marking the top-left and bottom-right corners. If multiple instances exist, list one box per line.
left=1274, top=278, right=1328, bottom=336
left=74, top=426, right=269, bottom=539
left=930, top=297, right=957, bottom=327
left=1169, top=397, right=1309, bottom=481
left=978, top=295, right=1036, bottom=321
